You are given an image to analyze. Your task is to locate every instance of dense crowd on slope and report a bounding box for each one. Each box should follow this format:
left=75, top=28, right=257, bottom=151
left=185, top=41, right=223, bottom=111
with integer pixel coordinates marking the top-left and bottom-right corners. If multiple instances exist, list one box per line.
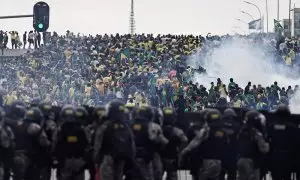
left=0, top=31, right=299, bottom=112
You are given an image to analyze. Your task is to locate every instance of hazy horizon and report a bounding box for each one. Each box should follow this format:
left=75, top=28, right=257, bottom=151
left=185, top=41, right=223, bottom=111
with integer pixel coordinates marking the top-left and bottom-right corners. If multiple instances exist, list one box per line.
left=0, top=0, right=295, bottom=35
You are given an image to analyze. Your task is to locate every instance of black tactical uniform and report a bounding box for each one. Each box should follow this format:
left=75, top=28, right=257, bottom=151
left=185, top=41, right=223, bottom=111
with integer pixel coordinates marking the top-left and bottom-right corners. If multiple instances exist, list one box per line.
left=269, top=104, right=295, bottom=180
left=160, top=108, right=188, bottom=180
left=153, top=108, right=164, bottom=180
left=39, top=102, right=56, bottom=180
left=0, top=107, right=14, bottom=180
left=94, top=99, right=135, bottom=180
left=129, top=106, right=168, bottom=180
left=220, top=108, right=240, bottom=180
left=52, top=105, right=89, bottom=180
left=9, top=107, right=50, bottom=180
left=236, top=110, right=269, bottom=180
left=3, top=100, right=27, bottom=180
left=76, top=106, right=95, bottom=180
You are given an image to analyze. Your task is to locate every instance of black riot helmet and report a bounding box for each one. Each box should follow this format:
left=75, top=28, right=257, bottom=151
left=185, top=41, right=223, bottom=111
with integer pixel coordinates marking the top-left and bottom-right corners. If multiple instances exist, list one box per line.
left=154, top=108, right=163, bottom=126
left=75, top=106, right=89, bottom=124
left=223, top=108, right=238, bottom=122
left=190, top=108, right=211, bottom=127
left=9, top=100, right=26, bottom=120
left=93, top=105, right=107, bottom=124
left=24, top=107, right=44, bottom=126
left=38, top=102, right=53, bottom=120
left=106, top=99, right=126, bottom=121
left=162, top=107, right=177, bottom=125
left=224, top=108, right=237, bottom=117
left=204, top=109, right=221, bottom=123
left=30, top=98, right=41, bottom=108
left=275, top=104, right=291, bottom=119
left=60, top=105, right=76, bottom=123
left=244, top=110, right=266, bottom=132
left=132, top=105, right=155, bottom=122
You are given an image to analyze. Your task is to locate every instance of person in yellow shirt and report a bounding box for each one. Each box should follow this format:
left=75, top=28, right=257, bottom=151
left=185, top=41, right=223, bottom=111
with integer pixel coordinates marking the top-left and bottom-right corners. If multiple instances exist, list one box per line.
left=64, top=47, right=72, bottom=68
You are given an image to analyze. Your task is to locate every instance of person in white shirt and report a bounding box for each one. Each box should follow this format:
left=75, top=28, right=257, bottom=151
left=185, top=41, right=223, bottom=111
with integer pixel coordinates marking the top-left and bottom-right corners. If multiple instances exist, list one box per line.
left=28, top=31, right=35, bottom=49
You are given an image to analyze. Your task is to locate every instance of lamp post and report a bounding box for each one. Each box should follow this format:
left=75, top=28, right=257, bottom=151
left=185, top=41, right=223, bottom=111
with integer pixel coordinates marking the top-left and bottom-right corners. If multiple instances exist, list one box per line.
left=236, top=18, right=249, bottom=25
left=289, top=0, right=291, bottom=37
left=241, top=10, right=255, bottom=20
left=236, top=18, right=250, bottom=33
left=233, top=26, right=246, bottom=35
left=277, top=0, right=279, bottom=20
left=243, top=1, right=263, bottom=33
left=266, top=0, right=269, bottom=33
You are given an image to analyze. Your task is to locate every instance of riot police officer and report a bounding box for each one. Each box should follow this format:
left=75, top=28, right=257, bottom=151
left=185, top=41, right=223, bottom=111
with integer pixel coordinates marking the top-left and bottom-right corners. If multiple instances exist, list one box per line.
left=159, top=108, right=188, bottom=180
left=0, top=107, right=14, bottom=180
left=236, top=110, right=269, bottom=180
left=38, top=102, right=56, bottom=180
left=9, top=106, right=50, bottom=180
left=181, top=109, right=226, bottom=180
left=220, top=108, right=240, bottom=180
left=269, top=104, right=294, bottom=180
left=3, top=100, right=27, bottom=180
left=93, top=99, right=135, bottom=180
left=184, top=109, right=210, bottom=180
left=129, top=105, right=169, bottom=180
left=152, top=108, right=164, bottom=180
left=75, top=106, right=95, bottom=180
left=52, top=105, right=89, bottom=180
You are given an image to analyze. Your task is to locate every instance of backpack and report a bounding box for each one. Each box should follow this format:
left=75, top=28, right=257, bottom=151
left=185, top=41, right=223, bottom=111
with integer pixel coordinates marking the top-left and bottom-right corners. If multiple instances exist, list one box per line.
left=106, top=120, right=134, bottom=159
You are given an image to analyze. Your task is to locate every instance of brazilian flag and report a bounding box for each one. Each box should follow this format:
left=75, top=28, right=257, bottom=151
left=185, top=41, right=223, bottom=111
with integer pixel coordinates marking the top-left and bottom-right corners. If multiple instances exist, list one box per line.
left=116, top=48, right=131, bottom=62
left=274, top=19, right=283, bottom=34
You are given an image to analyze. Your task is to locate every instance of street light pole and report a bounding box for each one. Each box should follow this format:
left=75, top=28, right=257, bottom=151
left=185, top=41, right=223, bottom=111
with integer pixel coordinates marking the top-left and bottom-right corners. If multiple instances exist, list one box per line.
left=243, top=1, right=263, bottom=33
left=277, top=0, right=280, bottom=20
left=266, top=0, right=269, bottom=33
left=236, top=18, right=248, bottom=24
left=234, top=26, right=246, bottom=35
left=236, top=18, right=250, bottom=33
left=241, top=11, right=255, bottom=20
left=289, top=0, right=291, bottom=37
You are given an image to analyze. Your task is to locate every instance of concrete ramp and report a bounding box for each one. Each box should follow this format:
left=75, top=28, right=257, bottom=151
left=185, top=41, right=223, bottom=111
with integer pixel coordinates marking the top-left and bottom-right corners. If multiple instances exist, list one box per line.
left=0, top=49, right=32, bottom=57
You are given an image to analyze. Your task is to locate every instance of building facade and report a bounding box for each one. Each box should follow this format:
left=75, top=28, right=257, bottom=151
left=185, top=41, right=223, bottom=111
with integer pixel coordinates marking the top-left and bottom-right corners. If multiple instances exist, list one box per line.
left=292, top=8, right=300, bottom=37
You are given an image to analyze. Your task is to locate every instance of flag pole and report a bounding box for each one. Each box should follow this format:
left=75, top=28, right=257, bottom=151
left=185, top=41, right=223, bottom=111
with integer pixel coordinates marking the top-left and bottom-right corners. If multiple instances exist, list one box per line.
left=266, top=0, right=269, bottom=33
left=277, top=0, right=280, bottom=21
left=289, top=0, right=291, bottom=37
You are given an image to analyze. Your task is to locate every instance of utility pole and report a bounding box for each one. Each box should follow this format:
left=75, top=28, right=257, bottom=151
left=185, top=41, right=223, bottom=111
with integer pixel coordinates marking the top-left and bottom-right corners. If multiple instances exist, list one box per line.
left=266, top=0, right=269, bottom=33
left=129, top=0, right=135, bottom=35
left=289, top=0, right=292, bottom=37
left=277, top=0, right=279, bottom=20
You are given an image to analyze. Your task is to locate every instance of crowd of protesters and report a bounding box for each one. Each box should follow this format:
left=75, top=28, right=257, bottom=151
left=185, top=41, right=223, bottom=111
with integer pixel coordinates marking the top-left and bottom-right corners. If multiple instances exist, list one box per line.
left=0, top=30, right=42, bottom=51
left=0, top=31, right=299, bottom=113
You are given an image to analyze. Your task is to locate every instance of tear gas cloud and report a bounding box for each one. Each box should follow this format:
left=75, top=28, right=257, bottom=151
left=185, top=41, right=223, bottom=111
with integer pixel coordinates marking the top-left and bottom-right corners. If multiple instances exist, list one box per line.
left=187, top=37, right=300, bottom=114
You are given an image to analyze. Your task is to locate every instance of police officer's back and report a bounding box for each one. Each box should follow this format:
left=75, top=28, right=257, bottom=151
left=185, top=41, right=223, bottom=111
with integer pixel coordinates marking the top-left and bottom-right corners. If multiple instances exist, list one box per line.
left=159, top=108, right=188, bottom=180
left=53, top=105, right=88, bottom=161
left=52, top=105, right=89, bottom=180
left=268, top=104, right=295, bottom=180
left=236, top=110, right=269, bottom=180
left=220, top=108, right=240, bottom=180
left=0, top=107, right=14, bottom=180
left=10, top=107, right=50, bottom=180
left=129, top=105, right=168, bottom=180
left=181, top=109, right=226, bottom=180
left=93, top=99, right=135, bottom=180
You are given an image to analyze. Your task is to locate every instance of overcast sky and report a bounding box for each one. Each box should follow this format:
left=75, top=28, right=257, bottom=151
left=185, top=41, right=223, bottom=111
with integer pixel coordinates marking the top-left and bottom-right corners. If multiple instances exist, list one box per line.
left=0, top=0, right=296, bottom=35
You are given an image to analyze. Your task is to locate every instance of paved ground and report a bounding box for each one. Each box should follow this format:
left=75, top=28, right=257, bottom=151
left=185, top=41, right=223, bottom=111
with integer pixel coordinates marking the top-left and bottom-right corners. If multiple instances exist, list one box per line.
left=49, top=170, right=272, bottom=180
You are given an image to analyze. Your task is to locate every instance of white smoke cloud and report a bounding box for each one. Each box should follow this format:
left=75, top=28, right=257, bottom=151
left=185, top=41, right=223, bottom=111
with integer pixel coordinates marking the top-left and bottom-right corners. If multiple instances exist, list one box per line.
left=187, top=37, right=300, bottom=114
left=290, top=90, right=300, bottom=114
